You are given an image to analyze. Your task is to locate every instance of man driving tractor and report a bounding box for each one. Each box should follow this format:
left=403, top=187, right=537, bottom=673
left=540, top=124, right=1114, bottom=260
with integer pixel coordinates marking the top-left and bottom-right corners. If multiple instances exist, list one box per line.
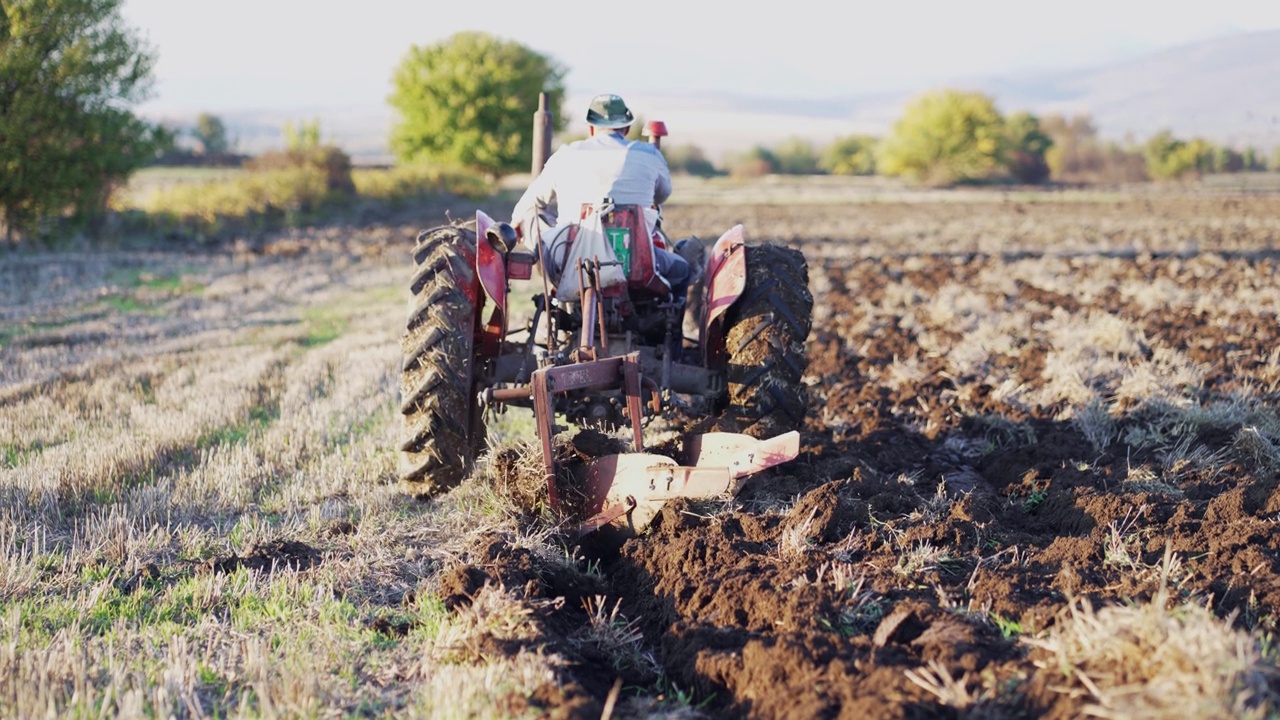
left=510, top=93, right=692, bottom=303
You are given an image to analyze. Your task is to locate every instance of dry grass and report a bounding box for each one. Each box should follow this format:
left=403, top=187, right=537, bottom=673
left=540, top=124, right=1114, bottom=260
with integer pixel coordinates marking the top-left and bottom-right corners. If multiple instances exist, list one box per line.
left=0, top=232, right=554, bottom=718
left=1028, top=584, right=1278, bottom=718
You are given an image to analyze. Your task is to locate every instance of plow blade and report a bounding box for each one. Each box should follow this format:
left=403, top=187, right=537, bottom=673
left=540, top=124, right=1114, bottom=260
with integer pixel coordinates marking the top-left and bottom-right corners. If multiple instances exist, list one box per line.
left=576, top=431, right=801, bottom=535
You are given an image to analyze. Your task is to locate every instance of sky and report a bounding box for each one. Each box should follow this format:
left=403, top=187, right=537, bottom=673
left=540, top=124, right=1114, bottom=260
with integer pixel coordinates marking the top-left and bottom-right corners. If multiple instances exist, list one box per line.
left=120, top=0, right=1280, bottom=114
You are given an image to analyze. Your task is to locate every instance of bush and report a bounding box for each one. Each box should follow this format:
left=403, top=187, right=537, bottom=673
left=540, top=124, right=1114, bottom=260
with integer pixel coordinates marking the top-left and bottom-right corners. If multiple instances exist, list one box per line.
left=725, top=146, right=779, bottom=178
left=352, top=164, right=492, bottom=202
left=772, top=138, right=821, bottom=175
left=662, top=144, right=720, bottom=177
left=247, top=146, right=355, bottom=195
left=1042, top=114, right=1148, bottom=184
left=143, top=168, right=331, bottom=222
left=820, top=135, right=879, bottom=176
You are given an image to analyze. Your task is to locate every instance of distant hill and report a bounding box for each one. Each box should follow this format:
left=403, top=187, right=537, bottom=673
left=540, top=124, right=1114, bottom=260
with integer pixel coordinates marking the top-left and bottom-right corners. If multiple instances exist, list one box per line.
left=642, top=30, right=1280, bottom=155
left=145, top=30, right=1280, bottom=165
left=974, top=29, right=1280, bottom=149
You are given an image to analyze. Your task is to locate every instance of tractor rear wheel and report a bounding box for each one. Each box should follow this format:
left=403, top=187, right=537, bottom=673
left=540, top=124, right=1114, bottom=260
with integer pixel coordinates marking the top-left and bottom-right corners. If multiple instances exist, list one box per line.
left=720, top=243, right=813, bottom=437
left=399, top=225, right=485, bottom=496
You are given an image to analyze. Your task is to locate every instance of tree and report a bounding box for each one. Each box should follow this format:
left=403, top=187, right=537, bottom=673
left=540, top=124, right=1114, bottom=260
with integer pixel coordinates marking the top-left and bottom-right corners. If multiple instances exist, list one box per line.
left=1143, top=131, right=1214, bottom=180
left=1003, top=111, right=1052, bottom=184
left=1242, top=147, right=1265, bottom=172
left=0, top=0, right=161, bottom=240
left=771, top=137, right=821, bottom=175
left=664, top=144, right=719, bottom=177
left=725, top=146, right=779, bottom=178
left=283, top=118, right=321, bottom=151
left=192, top=112, right=229, bottom=154
left=820, top=135, right=878, bottom=176
left=389, top=31, right=566, bottom=178
left=1040, top=114, right=1146, bottom=184
left=878, top=89, right=1007, bottom=185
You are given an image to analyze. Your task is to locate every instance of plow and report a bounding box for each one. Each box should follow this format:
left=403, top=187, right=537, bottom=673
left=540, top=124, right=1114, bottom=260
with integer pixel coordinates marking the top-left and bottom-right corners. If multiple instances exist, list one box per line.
left=398, top=95, right=812, bottom=535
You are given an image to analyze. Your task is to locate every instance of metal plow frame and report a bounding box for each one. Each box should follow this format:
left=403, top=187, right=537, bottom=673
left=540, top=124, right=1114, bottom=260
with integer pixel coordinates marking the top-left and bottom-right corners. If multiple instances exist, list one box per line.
left=575, top=431, right=801, bottom=535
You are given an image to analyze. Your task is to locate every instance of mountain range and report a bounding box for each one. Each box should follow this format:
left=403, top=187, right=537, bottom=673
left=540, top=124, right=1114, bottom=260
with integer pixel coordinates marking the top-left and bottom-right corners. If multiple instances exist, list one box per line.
left=158, top=29, right=1280, bottom=164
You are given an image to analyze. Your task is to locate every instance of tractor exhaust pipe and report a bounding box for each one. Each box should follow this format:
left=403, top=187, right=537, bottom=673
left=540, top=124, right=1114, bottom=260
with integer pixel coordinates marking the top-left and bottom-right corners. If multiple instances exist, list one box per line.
left=532, top=92, right=552, bottom=177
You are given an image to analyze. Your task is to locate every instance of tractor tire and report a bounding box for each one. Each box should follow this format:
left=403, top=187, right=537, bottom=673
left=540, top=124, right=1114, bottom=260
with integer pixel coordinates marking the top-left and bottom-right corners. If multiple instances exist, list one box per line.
left=720, top=243, right=813, bottom=438
left=399, top=225, right=485, bottom=497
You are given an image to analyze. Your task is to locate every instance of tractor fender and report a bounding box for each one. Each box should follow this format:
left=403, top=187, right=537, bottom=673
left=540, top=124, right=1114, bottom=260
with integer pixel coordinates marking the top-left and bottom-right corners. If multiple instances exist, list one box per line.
left=700, top=224, right=747, bottom=365
left=475, top=210, right=508, bottom=357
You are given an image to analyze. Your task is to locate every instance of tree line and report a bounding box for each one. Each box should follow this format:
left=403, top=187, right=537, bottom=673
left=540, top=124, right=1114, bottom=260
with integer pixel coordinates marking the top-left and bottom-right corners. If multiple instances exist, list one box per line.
left=711, top=91, right=1279, bottom=185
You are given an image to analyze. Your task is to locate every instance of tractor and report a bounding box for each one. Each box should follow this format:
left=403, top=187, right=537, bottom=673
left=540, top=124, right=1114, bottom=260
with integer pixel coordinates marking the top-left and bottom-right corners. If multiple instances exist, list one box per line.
left=398, top=95, right=813, bottom=534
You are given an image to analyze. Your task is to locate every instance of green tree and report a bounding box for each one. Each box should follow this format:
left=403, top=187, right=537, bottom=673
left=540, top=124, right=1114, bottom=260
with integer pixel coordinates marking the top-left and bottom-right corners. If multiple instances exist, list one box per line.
left=1242, top=147, right=1264, bottom=171
left=772, top=137, right=821, bottom=175
left=193, top=112, right=229, bottom=154
left=389, top=31, right=566, bottom=178
left=664, top=144, right=719, bottom=177
left=1213, top=146, right=1243, bottom=173
left=0, top=0, right=161, bottom=241
left=820, top=135, right=879, bottom=176
left=1143, top=131, right=1214, bottom=180
left=878, top=89, right=1007, bottom=185
left=283, top=118, right=321, bottom=151
left=1003, top=111, right=1052, bottom=184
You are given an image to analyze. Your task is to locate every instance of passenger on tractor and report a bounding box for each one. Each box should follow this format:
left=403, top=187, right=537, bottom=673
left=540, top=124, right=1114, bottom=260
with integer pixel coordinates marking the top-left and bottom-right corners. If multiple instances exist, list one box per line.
left=510, top=93, right=692, bottom=304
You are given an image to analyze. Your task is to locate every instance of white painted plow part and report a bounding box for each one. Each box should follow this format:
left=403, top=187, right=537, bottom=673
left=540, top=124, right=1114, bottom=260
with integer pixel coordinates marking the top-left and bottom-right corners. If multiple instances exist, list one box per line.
left=578, top=431, right=801, bottom=535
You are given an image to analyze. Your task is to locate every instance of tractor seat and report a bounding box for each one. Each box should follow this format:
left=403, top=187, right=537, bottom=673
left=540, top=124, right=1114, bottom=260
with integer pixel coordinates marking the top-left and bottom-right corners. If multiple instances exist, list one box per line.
left=564, top=203, right=671, bottom=299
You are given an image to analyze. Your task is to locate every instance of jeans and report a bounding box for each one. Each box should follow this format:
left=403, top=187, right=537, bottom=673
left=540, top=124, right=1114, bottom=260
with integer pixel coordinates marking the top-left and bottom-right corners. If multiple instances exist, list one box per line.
left=654, top=246, right=691, bottom=303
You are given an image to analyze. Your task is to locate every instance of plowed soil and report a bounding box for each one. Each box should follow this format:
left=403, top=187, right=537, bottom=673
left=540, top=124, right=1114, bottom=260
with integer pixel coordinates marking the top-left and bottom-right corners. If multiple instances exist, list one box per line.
left=443, top=191, right=1280, bottom=718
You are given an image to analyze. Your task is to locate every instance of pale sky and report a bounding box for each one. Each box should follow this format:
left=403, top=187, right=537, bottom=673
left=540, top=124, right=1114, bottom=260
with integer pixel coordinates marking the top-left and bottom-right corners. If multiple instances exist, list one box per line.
left=120, top=0, right=1280, bottom=114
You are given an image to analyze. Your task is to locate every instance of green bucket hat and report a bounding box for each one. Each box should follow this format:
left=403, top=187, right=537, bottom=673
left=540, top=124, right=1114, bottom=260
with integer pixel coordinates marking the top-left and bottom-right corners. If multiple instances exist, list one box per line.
left=585, top=94, right=635, bottom=129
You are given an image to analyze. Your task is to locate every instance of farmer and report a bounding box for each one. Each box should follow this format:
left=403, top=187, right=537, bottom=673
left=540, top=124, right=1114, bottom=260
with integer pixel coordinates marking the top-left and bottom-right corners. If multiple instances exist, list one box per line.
left=511, top=93, right=692, bottom=302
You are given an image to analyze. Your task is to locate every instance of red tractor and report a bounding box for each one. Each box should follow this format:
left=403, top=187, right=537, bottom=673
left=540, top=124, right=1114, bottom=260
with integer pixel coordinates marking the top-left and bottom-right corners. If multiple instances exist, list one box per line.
left=398, top=98, right=812, bottom=534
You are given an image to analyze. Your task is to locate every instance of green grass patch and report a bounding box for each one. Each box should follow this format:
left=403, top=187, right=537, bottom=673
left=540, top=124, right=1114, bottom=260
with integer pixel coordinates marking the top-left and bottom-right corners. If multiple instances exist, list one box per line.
left=299, top=305, right=349, bottom=348
left=1, top=439, right=47, bottom=468
left=194, top=403, right=280, bottom=452
left=991, top=612, right=1024, bottom=639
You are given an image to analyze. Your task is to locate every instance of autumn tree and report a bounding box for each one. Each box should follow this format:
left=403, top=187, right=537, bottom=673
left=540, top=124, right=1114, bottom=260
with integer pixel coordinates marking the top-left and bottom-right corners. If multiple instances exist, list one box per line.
left=878, top=89, right=1007, bottom=185
left=389, top=32, right=566, bottom=178
left=0, top=0, right=162, bottom=241
left=1041, top=114, right=1146, bottom=184
left=725, top=146, right=779, bottom=178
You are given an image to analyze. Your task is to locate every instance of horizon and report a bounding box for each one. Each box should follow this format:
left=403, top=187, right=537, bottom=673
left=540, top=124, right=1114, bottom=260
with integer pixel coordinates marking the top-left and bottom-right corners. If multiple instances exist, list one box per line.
left=118, top=1, right=1280, bottom=160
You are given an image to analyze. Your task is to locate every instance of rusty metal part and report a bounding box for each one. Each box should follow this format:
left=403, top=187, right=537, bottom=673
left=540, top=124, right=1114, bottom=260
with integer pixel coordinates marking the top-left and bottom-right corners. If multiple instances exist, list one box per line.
left=532, top=92, right=552, bottom=176
left=701, top=225, right=747, bottom=366
left=531, top=352, right=648, bottom=512
left=475, top=210, right=509, bottom=357
left=576, top=431, right=801, bottom=534
left=488, top=386, right=533, bottom=402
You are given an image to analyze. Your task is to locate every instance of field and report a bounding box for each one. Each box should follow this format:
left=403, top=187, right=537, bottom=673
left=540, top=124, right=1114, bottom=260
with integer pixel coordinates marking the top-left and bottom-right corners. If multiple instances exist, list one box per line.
left=3, top=181, right=1280, bottom=718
